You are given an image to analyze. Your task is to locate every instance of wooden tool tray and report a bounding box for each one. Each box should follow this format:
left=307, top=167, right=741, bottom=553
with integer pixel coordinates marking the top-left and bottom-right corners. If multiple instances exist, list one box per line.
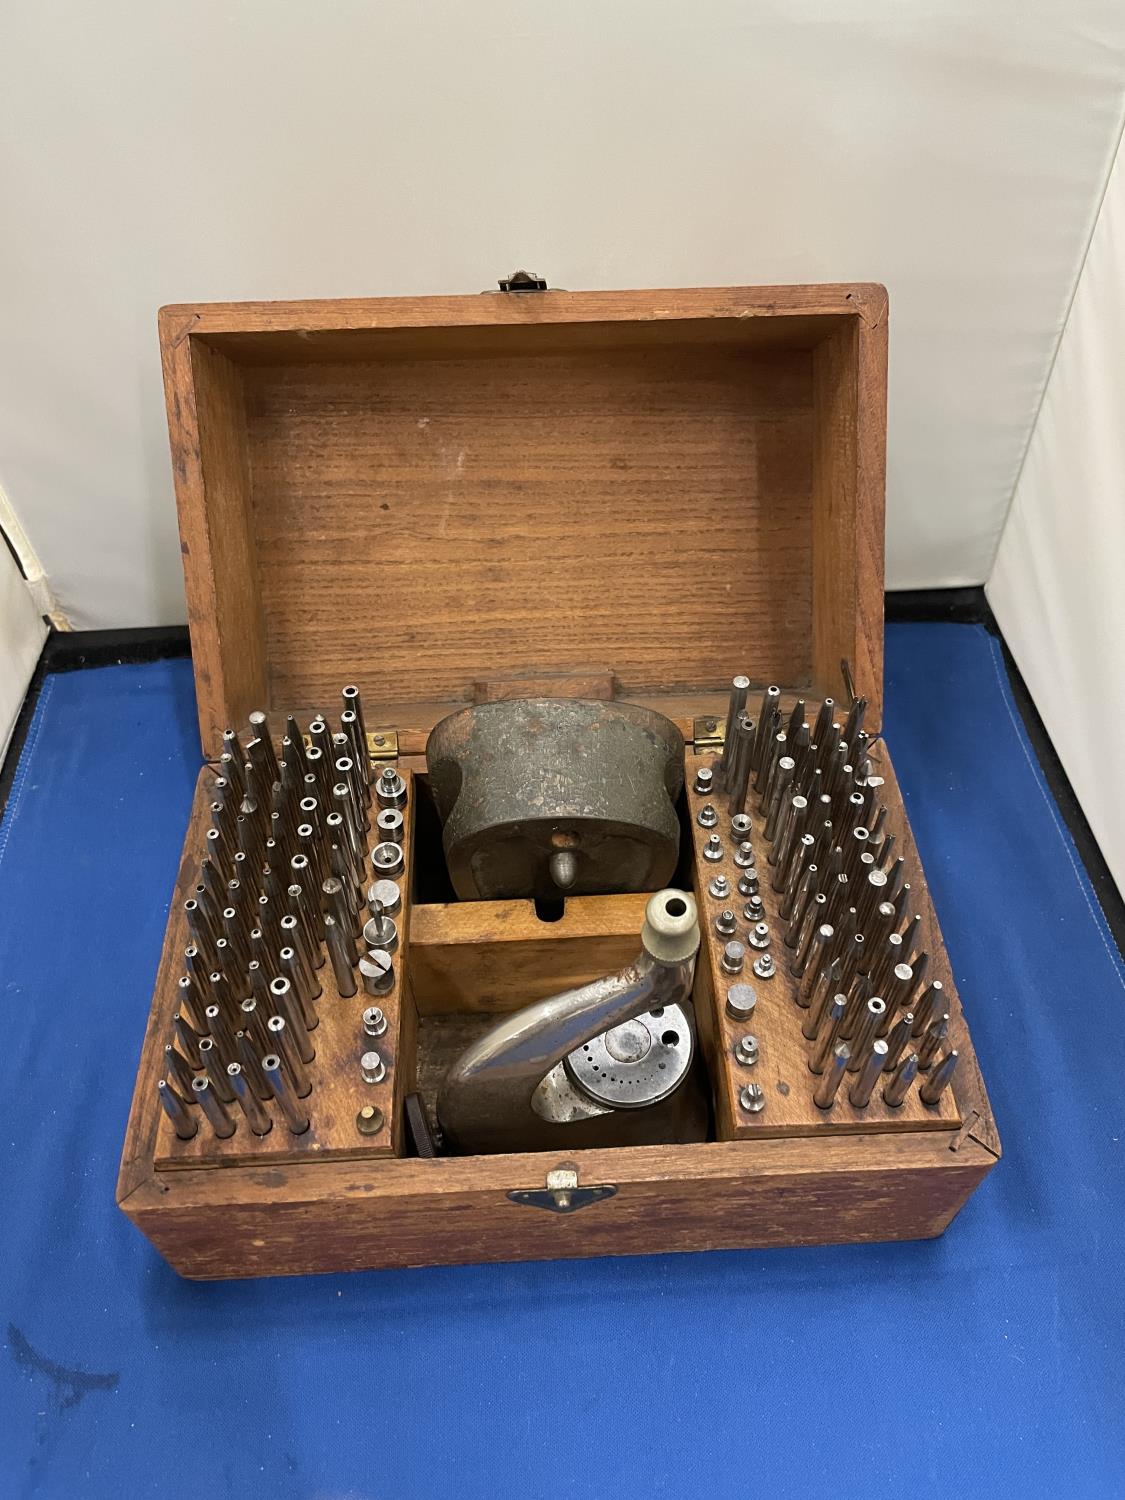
left=117, top=282, right=999, bottom=1278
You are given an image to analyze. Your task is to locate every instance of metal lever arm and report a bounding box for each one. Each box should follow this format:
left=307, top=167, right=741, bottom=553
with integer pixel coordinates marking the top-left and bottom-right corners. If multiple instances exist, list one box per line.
left=437, top=890, right=700, bottom=1153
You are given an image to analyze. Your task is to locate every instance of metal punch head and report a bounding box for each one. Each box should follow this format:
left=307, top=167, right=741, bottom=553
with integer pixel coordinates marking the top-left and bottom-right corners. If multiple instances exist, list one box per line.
left=363, top=903, right=399, bottom=954
left=725, top=983, right=757, bottom=1021
left=341, top=683, right=367, bottom=736
left=730, top=812, right=752, bottom=842
left=919, top=1049, right=958, bottom=1106
left=805, top=957, right=844, bottom=1041
left=847, top=996, right=887, bottom=1072
left=883, top=1012, right=914, bottom=1073
left=883, top=1050, right=919, bottom=1108
left=367, top=878, right=402, bottom=917
left=848, top=1038, right=889, bottom=1109
left=227, top=1062, right=272, bottom=1135
left=356, top=1104, right=384, bottom=1137
left=361, top=1050, right=386, bottom=1085
left=734, top=1034, right=759, bottom=1066
left=324, top=914, right=358, bottom=997
left=812, top=697, right=835, bottom=749
left=733, top=840, right=755, bottom=870
left=720, top=676, right=750, bottom=764
left=376, top=766, right=408, bottom=810
left=797, top=924, right=834, bottom=1004
left=371, top=841, right=405, bottom=877
left=813, top=1041, right=850, bottom=1109
left=192, top=1074, right=236, bottom=1138
left=164, top=1044, right=197, bottom=1101
left=714, top=908, right=737, bottom=938
left=809, top=995, right=848, bottom=1074
left=918, top=1013, right=950, bottom=1072
left=340, top=706, right=370, bottom=789
left=269, top=976, right=315, bottom=1063
left=172, top=1010, right=205, bottom=1069
left=725, top=712, right=756, bottom=815
left=359, top=949, right=395, bottom=995
left=739, top=1082, right=765, bottom=1114
left=280, top=946, right=319, bottom=1029
left=362, top=1005, right=388, bottom=1037
left=321, top=875, right=355, bottom=940
left=720, top=941, right=745, bottom=976
left=198, top=1036, right=237, bottom=1102
left=702, top=833, right=725, bottom=863
left=262, top=1054, right=311, bottom=1135
left=790, top=895, right=828, bottom=977
left=763, top=755, right=795, bottom=840
left=237, top=1030, right=274, bottom=1102
left=266, top=1015, right=313, bottom=1098
left=157, top=1079, right=198, bottom=1141
left=913, top=980, right=945, bottom=1037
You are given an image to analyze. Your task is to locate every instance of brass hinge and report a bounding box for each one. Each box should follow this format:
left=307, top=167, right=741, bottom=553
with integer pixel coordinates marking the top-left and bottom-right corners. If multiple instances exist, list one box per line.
left=366, top=730, right=399, bottom=761
left=692, top=715, right=726, bottom=752
left=507, top=1163, right=617, bottom=1215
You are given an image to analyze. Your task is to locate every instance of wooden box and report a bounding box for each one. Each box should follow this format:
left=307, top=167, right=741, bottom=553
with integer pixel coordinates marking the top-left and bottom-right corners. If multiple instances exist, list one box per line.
left=117, top=282, right=999, bottom=1278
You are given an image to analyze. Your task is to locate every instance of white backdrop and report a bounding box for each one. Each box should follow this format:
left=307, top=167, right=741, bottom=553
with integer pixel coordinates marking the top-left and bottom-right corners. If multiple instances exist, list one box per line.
left=0, top=535, right=47, bottom=763
left=1, top=1, right=1124, bottom=628
left=988, top=131, right=1125, bottom=896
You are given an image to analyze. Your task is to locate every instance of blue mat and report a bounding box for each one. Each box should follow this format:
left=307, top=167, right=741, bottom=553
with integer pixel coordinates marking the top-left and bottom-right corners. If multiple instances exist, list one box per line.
left=1, top=623, right=1123, bottom=1497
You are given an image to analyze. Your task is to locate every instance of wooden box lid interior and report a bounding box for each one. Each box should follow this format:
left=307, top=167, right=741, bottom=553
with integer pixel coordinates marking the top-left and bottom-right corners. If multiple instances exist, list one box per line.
left=160, top=284, right=888, bottom=760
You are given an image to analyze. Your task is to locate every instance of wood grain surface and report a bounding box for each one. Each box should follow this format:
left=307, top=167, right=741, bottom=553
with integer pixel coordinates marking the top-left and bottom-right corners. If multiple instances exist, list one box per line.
left=409, top=891, right=650, bottom=1014
left=811, top=303, right=888, bottom=725
left=121, top=1129, right=996, bottom=1279
left=158, top=284, right=888, bottom=758
left=241, top=347, right=815, bottom=713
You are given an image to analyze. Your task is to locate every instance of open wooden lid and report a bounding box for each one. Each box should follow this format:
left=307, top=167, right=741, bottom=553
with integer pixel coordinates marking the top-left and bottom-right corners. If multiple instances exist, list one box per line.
left=159, top=282, right=887, bottom=760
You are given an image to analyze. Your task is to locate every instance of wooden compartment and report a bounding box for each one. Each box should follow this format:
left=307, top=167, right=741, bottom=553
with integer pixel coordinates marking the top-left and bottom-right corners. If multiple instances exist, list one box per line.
left=117, top=283, right=998, bottom=1279
left=162, top=284, right=885, bottom=757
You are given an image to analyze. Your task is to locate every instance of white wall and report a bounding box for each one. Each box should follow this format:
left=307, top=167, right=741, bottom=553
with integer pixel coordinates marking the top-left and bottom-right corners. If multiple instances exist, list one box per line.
left=1, top=1, right=1124, bottom=627
left=0, top=531, right=48, bottom=765
left=988, top=129, right=1125, bottom=896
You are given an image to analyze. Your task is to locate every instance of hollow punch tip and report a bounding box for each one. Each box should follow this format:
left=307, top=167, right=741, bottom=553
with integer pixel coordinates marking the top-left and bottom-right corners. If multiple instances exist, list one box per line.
left=262, top=1053, right=311, bottom=1135
left=919, top=1049, right=959, bottom=1106
left=813, top=1041, right=850, bottom=1109
left=157, top=1079, right=198, bottom=1140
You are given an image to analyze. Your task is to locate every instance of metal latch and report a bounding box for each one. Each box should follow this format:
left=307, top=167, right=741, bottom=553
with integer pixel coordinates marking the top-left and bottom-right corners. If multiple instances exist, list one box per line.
left=366, top=730, right=399, bottom=761
left=508, top=1163, right=617, bottom=1215
left=693, top=715, right=726, bottom=752
left=498, top=270, right=548, bottom=292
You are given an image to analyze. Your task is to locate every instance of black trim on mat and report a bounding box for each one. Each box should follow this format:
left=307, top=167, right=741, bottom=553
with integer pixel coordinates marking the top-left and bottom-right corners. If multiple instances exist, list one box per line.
left=888, top=588, right=1123, bottom=954
left=995, top=633, right=1125, bottom=958
left=40, top=624, right=192, bottom=671
left=0, top=627, right=191, bottom=817
left=1, top=607, right=1123, bottom=961
left=884, top=586, right=1000, bottom=631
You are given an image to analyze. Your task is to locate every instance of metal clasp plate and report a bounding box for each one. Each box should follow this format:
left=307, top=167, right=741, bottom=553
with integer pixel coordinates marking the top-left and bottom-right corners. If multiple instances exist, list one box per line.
left=693, top=715, right=726, bottom=752
left=498, top=270, right=549, bottom=292
left=508, top=1163, right=617, bottom=1215
left=366, top=730, right=399, bottom=761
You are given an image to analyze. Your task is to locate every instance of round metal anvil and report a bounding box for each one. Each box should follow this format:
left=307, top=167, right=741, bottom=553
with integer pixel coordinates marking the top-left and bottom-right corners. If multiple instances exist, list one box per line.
left=426, top=698, right=684, bottom=901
